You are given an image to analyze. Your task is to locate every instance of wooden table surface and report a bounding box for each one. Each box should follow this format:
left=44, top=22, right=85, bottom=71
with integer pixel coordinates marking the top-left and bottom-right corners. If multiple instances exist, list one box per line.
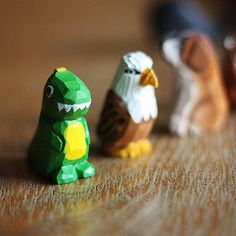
left=1, top=115, right=236, bottom=236
left=0, top=1, right=235, bottom=236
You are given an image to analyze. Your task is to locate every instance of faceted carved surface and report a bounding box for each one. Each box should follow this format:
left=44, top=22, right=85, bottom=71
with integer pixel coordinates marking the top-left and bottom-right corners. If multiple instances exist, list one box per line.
left=28, top=68, right=95, bottom=184
left=162, top=34, right=229, bottom=136
left=97, top=51, right=158, bottom=158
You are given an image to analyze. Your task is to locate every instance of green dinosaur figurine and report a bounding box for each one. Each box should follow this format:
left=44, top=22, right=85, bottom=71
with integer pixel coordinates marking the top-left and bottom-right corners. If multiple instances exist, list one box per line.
left=28, top=67, right=95, bottom=184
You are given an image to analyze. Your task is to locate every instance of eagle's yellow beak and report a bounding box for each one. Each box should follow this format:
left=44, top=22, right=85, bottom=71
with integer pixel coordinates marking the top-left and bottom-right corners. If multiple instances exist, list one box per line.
left=139, top=68, right=159, bottom=88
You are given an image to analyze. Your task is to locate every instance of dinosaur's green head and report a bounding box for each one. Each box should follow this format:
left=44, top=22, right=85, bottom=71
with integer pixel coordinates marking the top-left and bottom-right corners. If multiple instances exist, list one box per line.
left=42, top=67, right=91, bottom=120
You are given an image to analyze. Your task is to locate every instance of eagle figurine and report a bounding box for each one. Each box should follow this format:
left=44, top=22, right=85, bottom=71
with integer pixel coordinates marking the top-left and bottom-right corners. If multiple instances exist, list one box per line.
left=97, top=51, right=159, bottom=158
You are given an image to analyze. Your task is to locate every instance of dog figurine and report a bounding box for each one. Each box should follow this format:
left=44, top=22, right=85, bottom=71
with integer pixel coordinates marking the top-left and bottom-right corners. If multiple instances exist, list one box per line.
left=162, top=33, right=229, bottom=136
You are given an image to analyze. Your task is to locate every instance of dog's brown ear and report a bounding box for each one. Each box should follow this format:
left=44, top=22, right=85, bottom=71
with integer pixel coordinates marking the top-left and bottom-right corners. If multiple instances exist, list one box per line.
left=181, top=35, right=212, bottom=78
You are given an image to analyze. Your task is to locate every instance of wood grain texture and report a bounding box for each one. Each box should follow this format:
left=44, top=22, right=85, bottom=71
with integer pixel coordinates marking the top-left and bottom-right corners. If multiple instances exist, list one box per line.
left=0, top=1, right=235, bottom=235
left=0, top=115, right=236, bottom=236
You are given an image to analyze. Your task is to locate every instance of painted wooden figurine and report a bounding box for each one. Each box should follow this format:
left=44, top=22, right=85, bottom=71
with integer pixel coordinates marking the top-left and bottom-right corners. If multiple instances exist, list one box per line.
left=223, top=33, right=236, bottom=109
left=97, top=51, right=159, bottom=158
left=162, top=33, right=229, bottom=136
left=28, top=67, right=95, bottom=184
left=151, top=2, right=229, bottom=136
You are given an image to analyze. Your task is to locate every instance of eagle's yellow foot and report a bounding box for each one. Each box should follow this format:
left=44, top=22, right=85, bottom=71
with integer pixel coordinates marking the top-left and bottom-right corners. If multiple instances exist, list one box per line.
left=111, top=139, right=153, bottom=159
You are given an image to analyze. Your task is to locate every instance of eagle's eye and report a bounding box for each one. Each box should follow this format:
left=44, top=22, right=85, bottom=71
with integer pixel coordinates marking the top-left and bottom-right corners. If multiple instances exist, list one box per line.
left=124, top=69, right=140, bottom=75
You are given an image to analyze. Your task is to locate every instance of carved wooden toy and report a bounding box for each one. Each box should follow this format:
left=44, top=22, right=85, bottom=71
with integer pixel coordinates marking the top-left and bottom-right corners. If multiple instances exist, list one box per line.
left=28, top=67, right=95, bottom=184
left=162, top=33, right=229, bottom=136
left=223, top=33, right=236, bottom=109
left=97, top=51, right=159, bottom=158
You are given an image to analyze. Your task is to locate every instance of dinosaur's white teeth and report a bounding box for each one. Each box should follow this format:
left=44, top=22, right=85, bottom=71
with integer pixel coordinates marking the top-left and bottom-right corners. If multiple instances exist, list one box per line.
left=64, top=104, right=72, bottom=112
left=80, top=104, right=86, bottom=110
left=85, top=101, right=91, bottom=108
left=57, top=101, right=91, bottom=113
left=73, top=105, right=80, bottom=112
left=57, top=103, right=65, bottom=111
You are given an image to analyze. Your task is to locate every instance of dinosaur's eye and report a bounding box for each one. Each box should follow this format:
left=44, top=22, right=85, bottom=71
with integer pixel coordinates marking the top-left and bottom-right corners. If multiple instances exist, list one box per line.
left=46, top=85, right=54, bottom=98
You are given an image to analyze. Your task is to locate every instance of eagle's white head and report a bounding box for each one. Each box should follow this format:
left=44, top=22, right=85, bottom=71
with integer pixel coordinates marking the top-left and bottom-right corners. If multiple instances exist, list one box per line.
left=112, top=51, right=159, bottom=124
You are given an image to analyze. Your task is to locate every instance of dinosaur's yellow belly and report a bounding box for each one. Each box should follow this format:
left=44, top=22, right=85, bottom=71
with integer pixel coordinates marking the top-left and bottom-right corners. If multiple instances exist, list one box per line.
left=64, top=122, right=86, bottom=160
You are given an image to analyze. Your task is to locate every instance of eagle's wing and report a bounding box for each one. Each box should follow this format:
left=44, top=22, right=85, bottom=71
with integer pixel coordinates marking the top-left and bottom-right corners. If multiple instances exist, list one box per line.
left=180, top=35, right=212, bottom=77
left=97, top=90, right=130, bottom=145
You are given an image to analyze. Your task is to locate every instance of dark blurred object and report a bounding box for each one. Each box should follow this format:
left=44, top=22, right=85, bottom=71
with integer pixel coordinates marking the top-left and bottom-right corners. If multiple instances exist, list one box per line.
left=223, top=34, right=236, bottom=109
left=150, top=1, right=219, bottom=45
left=219, top=0, right=236, bottom=34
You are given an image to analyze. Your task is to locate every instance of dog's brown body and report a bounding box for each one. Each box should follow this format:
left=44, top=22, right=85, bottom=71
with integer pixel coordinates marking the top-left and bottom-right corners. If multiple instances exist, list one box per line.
left=163, top=34, right=229, bottom=136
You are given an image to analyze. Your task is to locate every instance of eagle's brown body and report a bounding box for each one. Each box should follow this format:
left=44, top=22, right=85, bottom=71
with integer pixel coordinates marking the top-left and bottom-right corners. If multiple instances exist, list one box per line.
left=97, top=90, right=154, bottom=155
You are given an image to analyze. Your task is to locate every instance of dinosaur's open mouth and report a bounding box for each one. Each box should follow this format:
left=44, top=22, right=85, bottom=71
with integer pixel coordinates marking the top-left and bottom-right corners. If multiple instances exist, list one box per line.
left=57, top=101, right=91, bottom=112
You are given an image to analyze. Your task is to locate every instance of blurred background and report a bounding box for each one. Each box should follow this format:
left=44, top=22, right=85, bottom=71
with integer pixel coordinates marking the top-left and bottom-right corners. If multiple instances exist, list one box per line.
left=0, top=0, right=235, bottom=157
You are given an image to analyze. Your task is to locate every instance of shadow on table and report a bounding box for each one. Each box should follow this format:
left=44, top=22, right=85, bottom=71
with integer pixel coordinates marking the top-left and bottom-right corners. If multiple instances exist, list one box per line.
left=89, top=144, right=114, bottom=159
left=153, top=125, right=170, bottom=135
left=0, top=156, right=50, bottom=184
